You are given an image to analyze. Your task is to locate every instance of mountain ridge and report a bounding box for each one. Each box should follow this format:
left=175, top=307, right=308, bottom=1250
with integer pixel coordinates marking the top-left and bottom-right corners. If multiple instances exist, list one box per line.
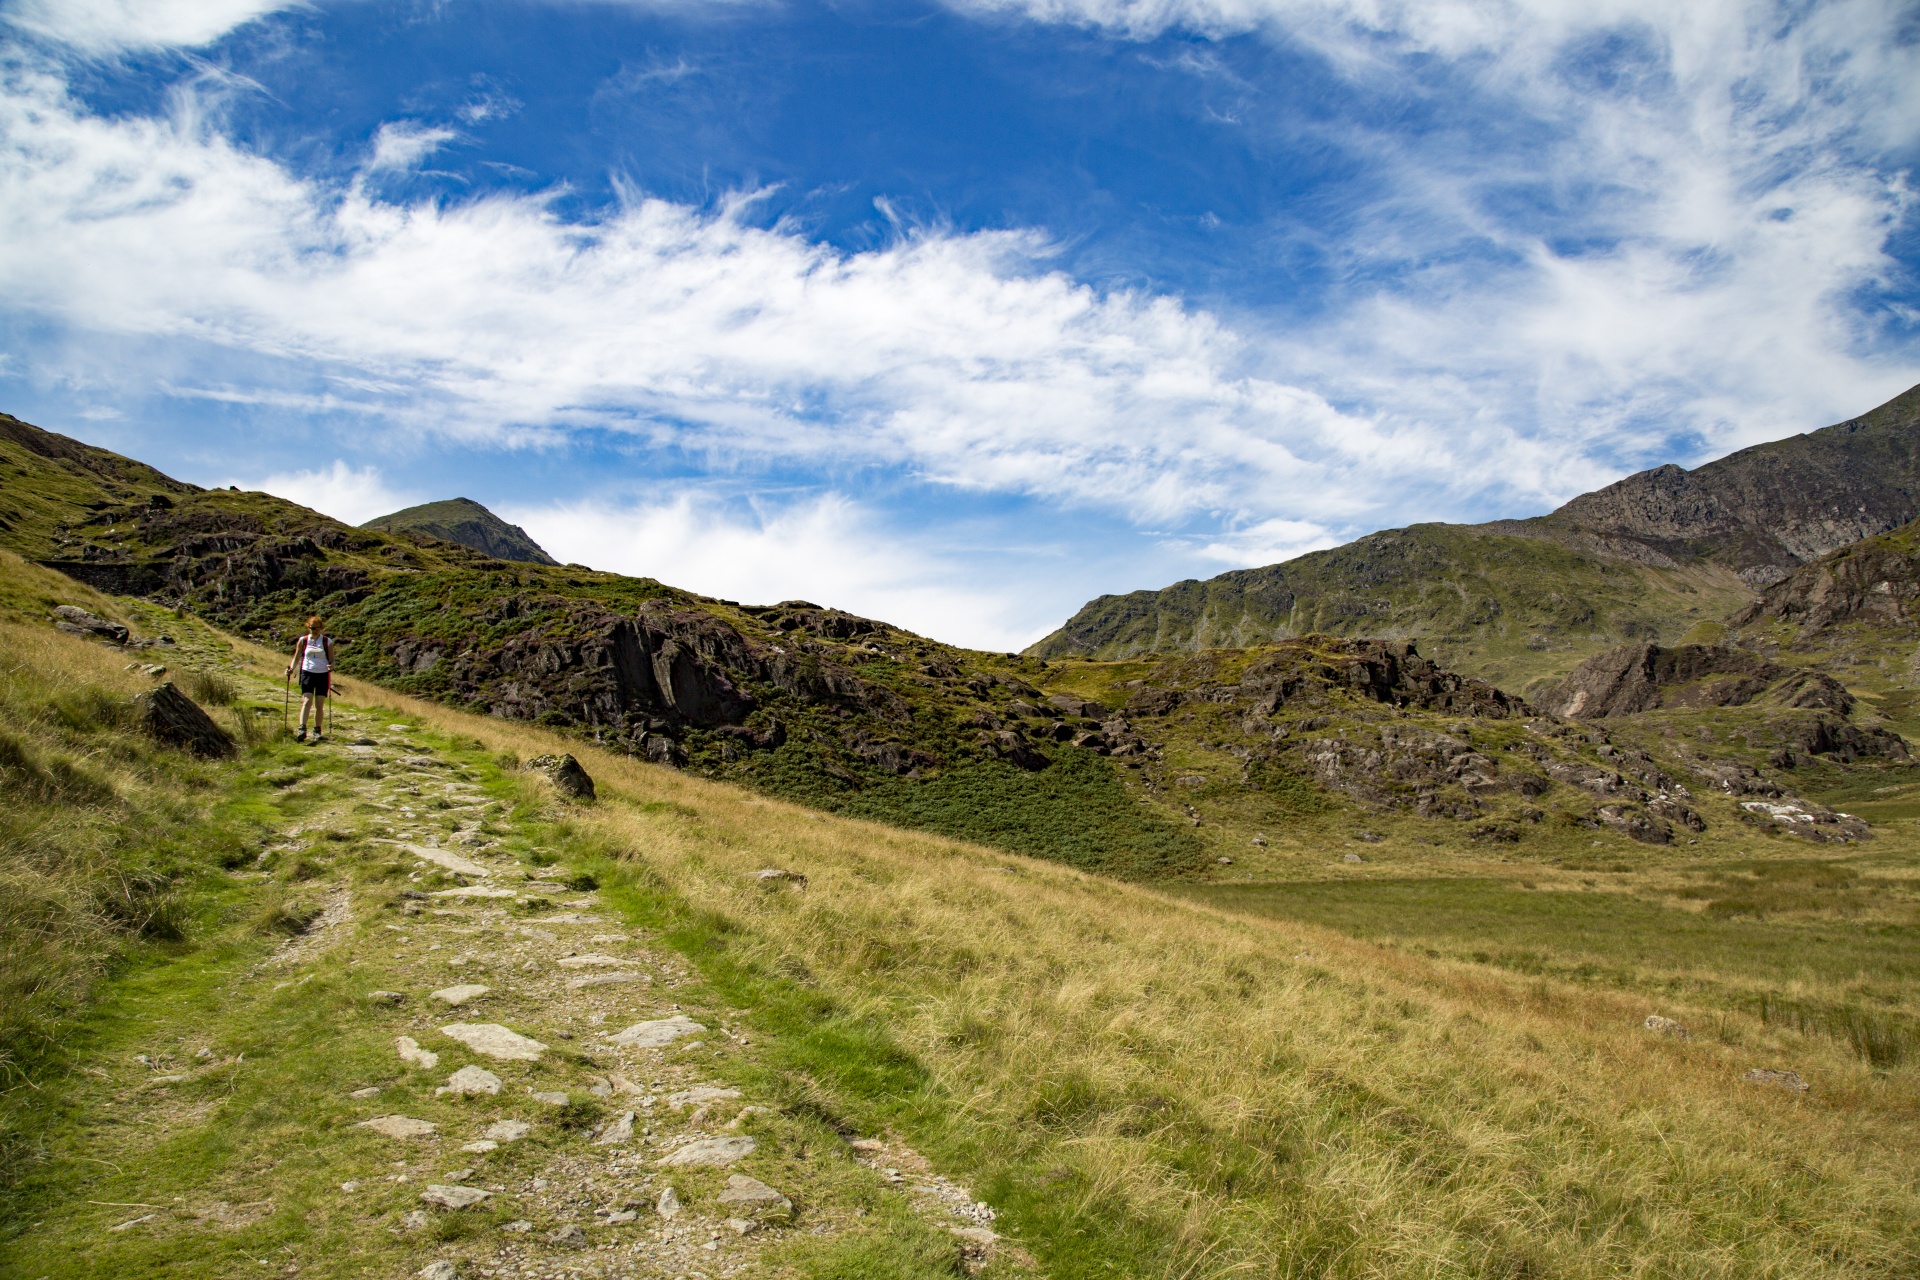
left=1030, top=383, right=1920, bottom=687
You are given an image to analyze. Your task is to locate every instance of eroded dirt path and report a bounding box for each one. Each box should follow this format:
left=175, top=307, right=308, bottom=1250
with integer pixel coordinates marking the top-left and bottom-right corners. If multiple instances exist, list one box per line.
left=13, top=701, right=1020, bottom=1280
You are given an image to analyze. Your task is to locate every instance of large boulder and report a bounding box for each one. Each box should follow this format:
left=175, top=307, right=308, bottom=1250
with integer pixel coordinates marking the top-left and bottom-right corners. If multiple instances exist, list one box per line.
left=527, top=753, right=595, bottom=799
left=135, top=682, right=236, bottom=758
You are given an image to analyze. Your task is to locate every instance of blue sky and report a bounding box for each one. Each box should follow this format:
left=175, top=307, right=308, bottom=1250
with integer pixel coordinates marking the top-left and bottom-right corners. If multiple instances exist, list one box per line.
left=0, top=0, right=1916, bottom=648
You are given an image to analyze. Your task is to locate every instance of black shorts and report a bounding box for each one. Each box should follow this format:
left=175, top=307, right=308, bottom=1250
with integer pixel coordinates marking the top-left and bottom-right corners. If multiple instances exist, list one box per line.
left=299, top=670, right=331, bottom=696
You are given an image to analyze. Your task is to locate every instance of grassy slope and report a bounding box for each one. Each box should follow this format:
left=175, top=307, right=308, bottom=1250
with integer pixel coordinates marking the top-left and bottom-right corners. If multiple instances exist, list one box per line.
left=1027, top=523, right=1755, bottom=697
left=5, top=573, right=1919, bottom=1277
left=0, top=420, right=1212, bottom=880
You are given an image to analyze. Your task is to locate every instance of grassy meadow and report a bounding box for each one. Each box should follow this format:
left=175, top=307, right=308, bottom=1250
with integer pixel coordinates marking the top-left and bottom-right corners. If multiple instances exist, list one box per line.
left=3, top=552, right=1920, bottom=1277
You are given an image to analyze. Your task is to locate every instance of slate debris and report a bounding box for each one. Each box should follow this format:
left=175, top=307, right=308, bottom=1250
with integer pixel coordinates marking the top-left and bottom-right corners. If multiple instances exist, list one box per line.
left=52, top=604, right=129, bottom=644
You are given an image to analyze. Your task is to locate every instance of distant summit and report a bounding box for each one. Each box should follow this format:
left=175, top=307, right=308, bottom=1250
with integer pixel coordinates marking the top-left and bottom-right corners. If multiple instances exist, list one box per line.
left=361, top=497, right=558, bottom=565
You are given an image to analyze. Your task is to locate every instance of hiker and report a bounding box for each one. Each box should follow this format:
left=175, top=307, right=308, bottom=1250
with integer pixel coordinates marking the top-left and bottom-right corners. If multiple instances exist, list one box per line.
left=287, top=615, right=335, bottom=742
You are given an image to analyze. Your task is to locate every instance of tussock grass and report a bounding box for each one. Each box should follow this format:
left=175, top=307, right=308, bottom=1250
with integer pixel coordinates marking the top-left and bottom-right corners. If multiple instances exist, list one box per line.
left=0, top=615, right=277, bottom=1185
left=332, top=684, right=1920, bottom=1278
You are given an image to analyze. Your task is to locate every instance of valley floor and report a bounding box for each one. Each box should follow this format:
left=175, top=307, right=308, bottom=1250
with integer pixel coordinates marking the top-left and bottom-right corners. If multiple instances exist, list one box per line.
left=5, top=610, right=1920, bottom=1279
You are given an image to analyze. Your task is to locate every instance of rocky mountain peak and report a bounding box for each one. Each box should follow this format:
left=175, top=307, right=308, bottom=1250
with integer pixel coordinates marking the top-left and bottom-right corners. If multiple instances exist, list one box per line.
left=361, top=497, right=558, bottom=566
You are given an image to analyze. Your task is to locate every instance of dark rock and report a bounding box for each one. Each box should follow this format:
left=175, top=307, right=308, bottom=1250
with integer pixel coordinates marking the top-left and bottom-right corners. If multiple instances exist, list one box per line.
left=549, top=754, right=595, bottom=799
left=1047, top=693, right=1112, bottom=719
left=52, top=605, right=130, bottom=644
left=1596, top=803, right=1672, bottom=844
left=134, top=682, right=235, bottom=758
left=1647, top=795, right=1707, bottom=831
left=1798, top=716, right=1909, bottom=762
left=989, top=731, right=1049, bottom=771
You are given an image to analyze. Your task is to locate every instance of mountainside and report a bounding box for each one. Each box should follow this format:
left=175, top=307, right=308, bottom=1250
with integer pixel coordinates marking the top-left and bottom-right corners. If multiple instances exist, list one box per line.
left=1032, top=383, right=1920, bottom=687
left=10, top=410, right=1907, bottom=873
left=1031, top=522, right=1753, bottom=697
left=361, top=497, right=558, bottom=566
left=1523, top=382, right=1920, bottom=585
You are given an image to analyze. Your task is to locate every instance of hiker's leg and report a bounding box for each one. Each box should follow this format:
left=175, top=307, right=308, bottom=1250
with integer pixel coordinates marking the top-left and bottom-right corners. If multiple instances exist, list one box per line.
left=298, top=693, right=313, bottom=731
left=313, top=695, right=327, bottom=736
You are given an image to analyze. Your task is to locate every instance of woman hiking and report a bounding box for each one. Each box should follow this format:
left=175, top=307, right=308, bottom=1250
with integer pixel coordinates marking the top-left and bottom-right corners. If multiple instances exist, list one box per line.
left=288, top=616, right=335, bottom=742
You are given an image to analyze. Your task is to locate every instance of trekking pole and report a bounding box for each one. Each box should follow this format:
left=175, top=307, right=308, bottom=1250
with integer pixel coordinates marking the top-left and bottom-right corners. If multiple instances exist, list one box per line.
left=283, top=669, right=291, bottom=736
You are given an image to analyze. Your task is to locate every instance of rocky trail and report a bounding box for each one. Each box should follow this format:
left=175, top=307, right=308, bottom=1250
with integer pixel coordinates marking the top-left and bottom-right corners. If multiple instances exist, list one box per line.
left=9, top=693, right=1018, bottom=1280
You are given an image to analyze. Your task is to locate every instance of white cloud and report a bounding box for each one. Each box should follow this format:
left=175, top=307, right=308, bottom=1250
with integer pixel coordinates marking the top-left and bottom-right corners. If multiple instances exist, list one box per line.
left=244, top=459, right=418, bottom=526
left=0, top=64, right=1388, bottom=527
left=0, top=0, right=1914, bottom=608
left=366, top=122, right=458, bottom=173
left=1188, top=516, right=1338, bottom=567
left=3, top=0, right=300, bottom=53
left=510, top=492, right=1052, bottom=651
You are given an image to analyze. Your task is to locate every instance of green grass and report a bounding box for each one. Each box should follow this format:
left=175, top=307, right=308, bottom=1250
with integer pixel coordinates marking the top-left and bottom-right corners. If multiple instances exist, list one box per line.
left=1170, top=876, right=1920, bottom=1065
left=833, top=749, right=1207, bottom=880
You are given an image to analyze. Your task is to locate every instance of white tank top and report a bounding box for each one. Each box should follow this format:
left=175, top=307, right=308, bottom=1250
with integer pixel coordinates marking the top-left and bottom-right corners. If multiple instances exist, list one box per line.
left=300, top=635, right=331, bottom=672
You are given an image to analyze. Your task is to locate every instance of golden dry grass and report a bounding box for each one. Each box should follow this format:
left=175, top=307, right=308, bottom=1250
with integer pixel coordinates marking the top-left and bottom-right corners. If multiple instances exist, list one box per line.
left=319, top=678, right=1920, bottom=1279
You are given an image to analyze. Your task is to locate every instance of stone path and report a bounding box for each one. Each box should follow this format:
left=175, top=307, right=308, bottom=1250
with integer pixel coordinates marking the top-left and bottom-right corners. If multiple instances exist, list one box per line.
left=99, top=703, right=1021, bottom=1280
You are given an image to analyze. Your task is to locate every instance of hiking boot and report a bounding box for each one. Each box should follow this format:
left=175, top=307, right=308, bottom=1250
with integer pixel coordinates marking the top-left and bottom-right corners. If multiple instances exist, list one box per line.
left=294, top=730, right=306, bottom=742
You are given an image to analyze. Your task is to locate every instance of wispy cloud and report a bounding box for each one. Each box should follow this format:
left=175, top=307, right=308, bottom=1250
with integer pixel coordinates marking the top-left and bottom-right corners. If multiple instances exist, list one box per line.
left=366, top=121, right=458, bottom=173
left=3, top=0, right=301, bottom=54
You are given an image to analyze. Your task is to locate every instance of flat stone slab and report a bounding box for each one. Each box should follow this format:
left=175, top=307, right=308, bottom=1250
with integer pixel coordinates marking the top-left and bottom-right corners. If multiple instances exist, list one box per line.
left=421, top=1184, right=492, bottom=1210
left=396, top=1037, right=440, bottom=1069
left=358, top=1115, right=437, bottom=1138
left=440, top=1023, right=547, bottom=1062
left=431, top=984, right=491, bottom=1007
left=555, top=954, right=628, bottom=968
left=482, top=1119, right=533, bottom=1142
left=658, top=1136, right=756, bottom=1168
left=439, top=1066, right=502, bottom=1096
left=461, top=1139, right=498, bottom=1154
left=668, top=1086, right=742, bottom=1110
left=405, top=845, right=492, bottom=877
left=567, top=973, right=646, bottom=990
left=716, top=1174, right=792, bottom=1220
left=432, top=887, right=517, bottom=900
left=607, top=1015, right=705, bottom=1048
left=592, top=1110, right=636, bottom=1145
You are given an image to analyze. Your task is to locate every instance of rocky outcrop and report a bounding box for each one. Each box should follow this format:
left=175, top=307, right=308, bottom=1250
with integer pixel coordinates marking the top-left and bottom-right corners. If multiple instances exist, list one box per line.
left=1731, top=518, right=1920, bottom=633
left=1535, top=643, right=1853, bottom=719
